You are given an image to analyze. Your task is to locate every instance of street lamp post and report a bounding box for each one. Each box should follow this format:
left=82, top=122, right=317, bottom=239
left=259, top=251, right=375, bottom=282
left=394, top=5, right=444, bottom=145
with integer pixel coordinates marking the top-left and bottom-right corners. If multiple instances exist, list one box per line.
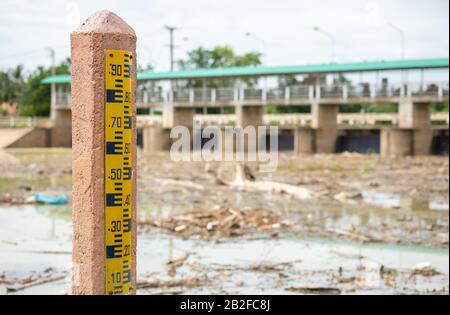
left=164, top=25, right=179, bottom=72
left=313, top=27, right=335, bottom=64
left=164, top=25, right=179, bottom=91
left=45, top=47, right=56, bottom=122
left=245, top=32, right=268, bottom=89
left=388, top=22, right=406, bottom=84
left=388, top=22, right=405, bottom=60
left=245, top=32, right=267, bottom=66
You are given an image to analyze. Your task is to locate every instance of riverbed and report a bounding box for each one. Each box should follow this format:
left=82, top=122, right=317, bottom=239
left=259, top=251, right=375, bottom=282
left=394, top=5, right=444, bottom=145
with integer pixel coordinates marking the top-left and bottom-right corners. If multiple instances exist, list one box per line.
left=0, top=149, right=448, bottom=294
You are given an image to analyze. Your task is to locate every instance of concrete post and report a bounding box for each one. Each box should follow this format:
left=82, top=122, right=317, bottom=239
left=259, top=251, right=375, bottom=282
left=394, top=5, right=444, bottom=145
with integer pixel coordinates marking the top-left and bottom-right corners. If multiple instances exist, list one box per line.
left=311, top=102, right=338, bottom=153
left=172, top=107, right=196, bottom=128
left=294, top=128, right=314, bottom=155
left=235, top=105, right=263, bottom=153
left=236, top=105, right=263, bottom=128
left=143, top=126, right=171, bottom=152
left=71, top=10, right=137, bottom=295
left=380, top=128, right=413, bottom=157
left=398, top=99, right=432, bottom=155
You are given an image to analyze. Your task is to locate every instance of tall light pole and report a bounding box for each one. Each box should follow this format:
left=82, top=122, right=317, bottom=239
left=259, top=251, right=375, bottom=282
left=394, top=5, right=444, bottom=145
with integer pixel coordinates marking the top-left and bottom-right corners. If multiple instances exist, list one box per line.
left=313, top=26, right=335, bottom=64
left=388, top=22, right=406, bottom=84
left=388, top=22, right=405, bottom=60
left=245, top=32, right=267, bottom=66
left=164, top=25, right=179, bottom=72
left=45, top=47, right=56, bottom=122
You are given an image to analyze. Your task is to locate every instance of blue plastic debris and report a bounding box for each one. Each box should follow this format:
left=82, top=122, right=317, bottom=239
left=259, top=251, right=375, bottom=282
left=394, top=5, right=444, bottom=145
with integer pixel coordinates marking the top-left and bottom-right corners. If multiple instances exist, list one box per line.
left=34, top=193, right=68, bottom=205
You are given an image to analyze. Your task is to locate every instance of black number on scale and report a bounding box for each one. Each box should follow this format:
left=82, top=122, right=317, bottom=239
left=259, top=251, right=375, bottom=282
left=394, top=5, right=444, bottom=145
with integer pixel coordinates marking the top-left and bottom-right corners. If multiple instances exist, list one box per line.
left=124, top=143, right=130, bottom=154
left=111, top=272, right=121, bottom=284
left=124, top=245, right=130, bottom=257
left=110, top=220, right=122, bottom=232
left=110, top=116, right=122, bottom=128
left=110, top=168, right=122, bottom=180
left=110, top=64, right=122, bottom=76
left=124, top=92, right=131, bottom=102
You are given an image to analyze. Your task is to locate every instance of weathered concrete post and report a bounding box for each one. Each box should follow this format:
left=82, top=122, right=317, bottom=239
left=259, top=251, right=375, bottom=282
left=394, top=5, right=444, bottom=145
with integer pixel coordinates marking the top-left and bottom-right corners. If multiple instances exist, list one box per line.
left=235, top=105, right=264, bottom=153
left=311, top=102, right=338, bottom=153
left=71, top=10, right=137, bottom=295
left=398, top=99, right=432, bottom=155
left=236, top=105, right=263, bottom=128
left=380, top=128, right=413, bottom=157
left=294, top=128, right=314, bottom=155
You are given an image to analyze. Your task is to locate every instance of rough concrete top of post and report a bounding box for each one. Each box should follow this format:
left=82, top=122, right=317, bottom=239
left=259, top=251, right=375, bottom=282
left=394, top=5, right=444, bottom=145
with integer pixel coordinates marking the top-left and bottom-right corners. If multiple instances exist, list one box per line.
left=72, top=10, right=136, bottom=37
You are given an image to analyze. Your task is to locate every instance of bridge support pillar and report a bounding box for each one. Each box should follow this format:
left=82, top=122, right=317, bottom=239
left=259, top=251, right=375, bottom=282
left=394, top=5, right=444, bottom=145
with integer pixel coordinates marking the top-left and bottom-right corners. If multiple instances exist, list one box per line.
left=312, top=103, right=338, bottom=153
left=163, top=105, right=196, bottom=128
left=399, top=100, right=432, bottom=155
left=380, top=128, right=413, bottom=157
left=236, top=105, right=263, bottom=128
left=143, top=126, right=171, bottom=152
left=294, top=128, right=314, bottom=155
left=235, top=105, right=263, bottom=153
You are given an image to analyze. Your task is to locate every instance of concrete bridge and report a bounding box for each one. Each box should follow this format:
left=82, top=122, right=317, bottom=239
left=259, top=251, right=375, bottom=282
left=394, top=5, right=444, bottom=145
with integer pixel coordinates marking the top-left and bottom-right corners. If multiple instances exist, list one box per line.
left=39, top=57, right=449, bottom=156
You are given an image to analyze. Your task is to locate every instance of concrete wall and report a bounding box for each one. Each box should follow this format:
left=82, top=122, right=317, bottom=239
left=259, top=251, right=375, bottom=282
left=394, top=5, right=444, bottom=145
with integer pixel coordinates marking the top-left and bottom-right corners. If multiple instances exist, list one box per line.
left=50, top=127, right=72, bottom=147
left=380, top=128, right=413, bottom=157
left=6, top=127, right=72, bottom=148
left=7, top=128, right=50, bottom=148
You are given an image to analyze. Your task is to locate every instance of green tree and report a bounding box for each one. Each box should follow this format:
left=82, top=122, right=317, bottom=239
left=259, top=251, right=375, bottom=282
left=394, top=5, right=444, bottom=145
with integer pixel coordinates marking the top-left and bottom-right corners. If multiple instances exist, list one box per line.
left=278, top=75, right=300, bottom=88
left=177, top=46, right=262, bottom=88
left=20, top=58, right=70, bottom=117
left=0, top=65, right=24, bottom=104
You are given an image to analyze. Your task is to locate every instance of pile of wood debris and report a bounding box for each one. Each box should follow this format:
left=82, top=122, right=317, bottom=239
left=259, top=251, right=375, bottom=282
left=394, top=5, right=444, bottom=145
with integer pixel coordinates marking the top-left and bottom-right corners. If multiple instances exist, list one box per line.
left=140, top=206, right=292, bottom=239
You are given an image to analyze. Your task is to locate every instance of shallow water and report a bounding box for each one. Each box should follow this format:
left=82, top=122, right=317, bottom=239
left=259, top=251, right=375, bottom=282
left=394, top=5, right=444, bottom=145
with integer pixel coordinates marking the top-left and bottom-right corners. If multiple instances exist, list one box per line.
left=0, top=149, right=448, bottom=294
left=0, top=204, right=448, bottom=295
left=362, top=189, right=449, bottom=211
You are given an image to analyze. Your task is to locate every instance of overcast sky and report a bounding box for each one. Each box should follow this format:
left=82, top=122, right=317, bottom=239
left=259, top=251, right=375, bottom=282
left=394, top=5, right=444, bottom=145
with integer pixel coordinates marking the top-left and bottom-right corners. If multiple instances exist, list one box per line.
left=0, top=0, right=448, bottom=73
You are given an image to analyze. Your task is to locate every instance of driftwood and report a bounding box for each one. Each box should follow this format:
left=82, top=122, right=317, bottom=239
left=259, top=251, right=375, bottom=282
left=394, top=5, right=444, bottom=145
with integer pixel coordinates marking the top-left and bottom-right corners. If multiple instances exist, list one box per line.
left=286, top=286, right=341, bottom=295
left=218, top=164, right=313, bottom=200
left=166, top=252, right=190, bottom=277
left=141, top=206, right=288, bottom=239
left=152, top=178, right=204, bottom=190
left=6, top=275, right=66, bottom=293
left=137, top=277, right=201, bottom=289
left=327, top=228, right=380, bottom=243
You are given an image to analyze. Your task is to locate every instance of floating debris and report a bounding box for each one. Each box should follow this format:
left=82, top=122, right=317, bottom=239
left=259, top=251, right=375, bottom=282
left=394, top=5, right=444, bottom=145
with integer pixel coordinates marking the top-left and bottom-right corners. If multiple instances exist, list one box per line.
left=166, top=252, right=190, bottom=277
left=137, top=277, right=202, bottom=290
left=5, top=268, right=67, bottom=293
left=141, top=206, right=291, bottom=239
left=286, top=286, right=341, bottom=295
left=411, top=262, right=440, bottom=277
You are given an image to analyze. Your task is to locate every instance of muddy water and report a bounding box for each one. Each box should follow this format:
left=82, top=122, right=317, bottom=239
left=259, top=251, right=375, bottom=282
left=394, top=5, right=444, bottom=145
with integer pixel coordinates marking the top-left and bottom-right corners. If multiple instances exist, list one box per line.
left=0, top=149, right=448, bottom=295
left=0, top=204, right=448, bottom=295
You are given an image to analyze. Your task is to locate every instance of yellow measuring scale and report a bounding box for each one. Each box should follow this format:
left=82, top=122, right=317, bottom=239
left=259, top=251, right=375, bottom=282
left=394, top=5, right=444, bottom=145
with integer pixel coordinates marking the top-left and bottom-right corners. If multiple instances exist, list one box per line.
left=104, top=49, right=133, bottom=295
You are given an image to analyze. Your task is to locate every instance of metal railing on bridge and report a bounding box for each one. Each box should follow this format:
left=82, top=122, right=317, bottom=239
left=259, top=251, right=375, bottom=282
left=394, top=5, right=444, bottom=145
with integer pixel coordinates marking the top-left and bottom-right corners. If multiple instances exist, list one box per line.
left=0, top=117, right=48, bottom=128
left=54, top=82, right=449, bottom=109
